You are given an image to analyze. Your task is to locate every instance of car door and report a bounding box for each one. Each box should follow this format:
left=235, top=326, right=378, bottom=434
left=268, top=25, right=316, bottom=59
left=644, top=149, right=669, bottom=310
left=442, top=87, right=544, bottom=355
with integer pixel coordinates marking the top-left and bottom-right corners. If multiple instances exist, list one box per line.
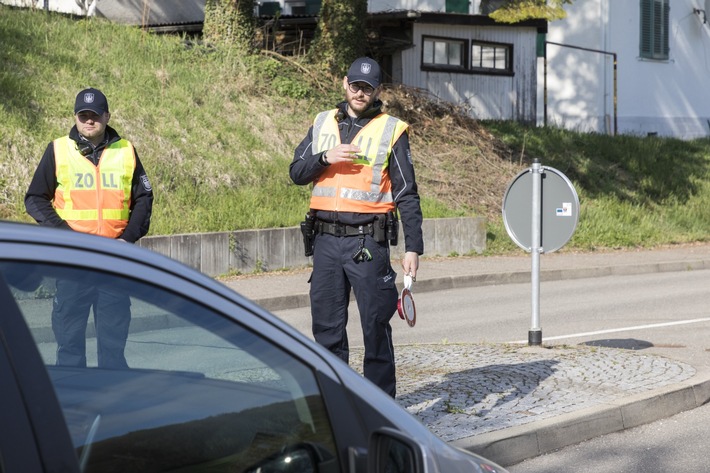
left=0, top=238, right=363, bottom=473
left=0, top=270, right=81, bottom=473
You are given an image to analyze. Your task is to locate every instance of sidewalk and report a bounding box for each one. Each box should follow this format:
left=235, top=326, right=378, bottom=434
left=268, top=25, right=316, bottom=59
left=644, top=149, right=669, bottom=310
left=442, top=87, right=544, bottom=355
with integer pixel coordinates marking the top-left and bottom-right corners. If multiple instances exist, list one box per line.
left=220, top=243, right=710, bottom=467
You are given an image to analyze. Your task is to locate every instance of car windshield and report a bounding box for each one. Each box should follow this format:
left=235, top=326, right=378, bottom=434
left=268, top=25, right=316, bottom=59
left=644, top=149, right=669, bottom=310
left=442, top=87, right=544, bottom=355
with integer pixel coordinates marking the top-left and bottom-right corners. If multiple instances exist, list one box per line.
left=1, top=260, right=338, bottom=473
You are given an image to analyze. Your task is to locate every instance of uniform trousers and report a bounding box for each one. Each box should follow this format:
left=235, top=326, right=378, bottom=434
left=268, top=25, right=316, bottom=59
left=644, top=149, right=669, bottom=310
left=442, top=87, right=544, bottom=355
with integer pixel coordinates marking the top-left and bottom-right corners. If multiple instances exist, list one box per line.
left=310, top=232, right=399, bottom=397
left=52, top=278, right=131, bottom=369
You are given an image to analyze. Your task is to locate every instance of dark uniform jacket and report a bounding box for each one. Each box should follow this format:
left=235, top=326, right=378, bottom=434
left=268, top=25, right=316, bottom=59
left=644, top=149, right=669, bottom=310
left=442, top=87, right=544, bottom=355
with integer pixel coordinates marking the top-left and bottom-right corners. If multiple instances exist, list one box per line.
left=25, top=125, right=153, bottom=243
left=290, top=100, right=423, bottom=256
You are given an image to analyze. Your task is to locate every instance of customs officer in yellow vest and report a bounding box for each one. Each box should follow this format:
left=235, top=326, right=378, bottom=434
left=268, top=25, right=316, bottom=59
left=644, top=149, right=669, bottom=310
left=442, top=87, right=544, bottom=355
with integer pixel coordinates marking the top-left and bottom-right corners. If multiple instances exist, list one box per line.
left=290, top=58, right=423, bottom=397
left=25, top=88, right=153, bottom=368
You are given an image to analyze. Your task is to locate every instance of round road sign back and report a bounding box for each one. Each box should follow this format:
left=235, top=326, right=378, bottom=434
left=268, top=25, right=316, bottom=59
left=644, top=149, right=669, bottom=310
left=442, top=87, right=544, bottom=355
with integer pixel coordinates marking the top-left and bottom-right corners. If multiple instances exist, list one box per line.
left=502, top=165, right=579, bottom=253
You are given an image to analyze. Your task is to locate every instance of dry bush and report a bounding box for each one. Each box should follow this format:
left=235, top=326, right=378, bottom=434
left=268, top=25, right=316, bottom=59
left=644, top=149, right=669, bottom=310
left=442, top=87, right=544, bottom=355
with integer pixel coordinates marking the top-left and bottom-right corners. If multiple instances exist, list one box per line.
left=380, top=85, right=527, bottom=220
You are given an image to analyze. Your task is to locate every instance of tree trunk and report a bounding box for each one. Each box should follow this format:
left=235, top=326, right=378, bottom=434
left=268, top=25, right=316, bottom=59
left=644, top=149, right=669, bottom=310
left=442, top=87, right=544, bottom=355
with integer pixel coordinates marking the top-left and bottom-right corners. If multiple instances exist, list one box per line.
left=203, top=0, right=255, bottom=51
left=309, top=0, right=368, bottom=78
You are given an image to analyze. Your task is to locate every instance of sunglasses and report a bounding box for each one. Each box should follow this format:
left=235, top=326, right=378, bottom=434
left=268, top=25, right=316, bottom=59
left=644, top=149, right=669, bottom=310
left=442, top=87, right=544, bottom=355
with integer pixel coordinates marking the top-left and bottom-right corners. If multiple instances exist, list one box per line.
left=348, top=82, right=375, bottom=96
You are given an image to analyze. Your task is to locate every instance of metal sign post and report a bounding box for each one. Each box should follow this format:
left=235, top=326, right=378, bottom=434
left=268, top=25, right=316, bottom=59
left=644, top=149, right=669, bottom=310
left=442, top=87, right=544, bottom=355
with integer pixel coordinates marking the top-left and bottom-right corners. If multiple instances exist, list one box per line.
left=502, top=159, right=579, bottom=346
left=530, top=160, right=542, bottom=345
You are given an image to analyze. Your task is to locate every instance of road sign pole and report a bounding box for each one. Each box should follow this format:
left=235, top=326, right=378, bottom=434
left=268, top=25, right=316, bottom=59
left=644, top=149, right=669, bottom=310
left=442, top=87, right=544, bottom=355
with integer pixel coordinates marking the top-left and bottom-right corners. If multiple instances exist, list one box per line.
left=529, top=159, right=543, bottom=346
left=502, top=160, right=578, bottom=346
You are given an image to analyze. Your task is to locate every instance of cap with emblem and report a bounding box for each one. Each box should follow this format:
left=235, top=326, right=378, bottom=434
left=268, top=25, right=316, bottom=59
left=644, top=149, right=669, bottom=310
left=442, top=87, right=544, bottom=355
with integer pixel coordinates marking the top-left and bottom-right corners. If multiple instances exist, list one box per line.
left=74, top=88, right=109, bottom=115
left=346, top=57, right=381, bottom=88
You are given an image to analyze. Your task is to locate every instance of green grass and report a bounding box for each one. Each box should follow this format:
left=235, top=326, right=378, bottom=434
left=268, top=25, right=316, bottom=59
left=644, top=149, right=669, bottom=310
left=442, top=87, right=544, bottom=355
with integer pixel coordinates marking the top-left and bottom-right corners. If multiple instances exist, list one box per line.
left=1, top=6, right=709, bottom=253
left=482, top=121, right=710, bottom=251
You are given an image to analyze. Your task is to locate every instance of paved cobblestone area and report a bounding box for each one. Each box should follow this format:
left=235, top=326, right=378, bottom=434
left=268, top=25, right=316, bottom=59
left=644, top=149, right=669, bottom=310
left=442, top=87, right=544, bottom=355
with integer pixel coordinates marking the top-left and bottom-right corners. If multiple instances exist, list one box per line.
left=351, top=343, right=695, bottom=442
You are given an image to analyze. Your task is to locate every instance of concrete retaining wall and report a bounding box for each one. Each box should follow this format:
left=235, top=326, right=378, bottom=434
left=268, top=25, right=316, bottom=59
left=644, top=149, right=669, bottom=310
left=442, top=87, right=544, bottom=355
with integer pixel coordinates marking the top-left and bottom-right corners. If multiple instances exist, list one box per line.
left=138, top=217, right=486, bottom=277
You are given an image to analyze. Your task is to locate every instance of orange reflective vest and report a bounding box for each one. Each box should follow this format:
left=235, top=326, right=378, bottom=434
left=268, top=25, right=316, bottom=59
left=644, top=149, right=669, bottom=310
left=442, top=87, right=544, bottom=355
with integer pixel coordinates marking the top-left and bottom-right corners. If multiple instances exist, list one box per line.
left=309, top=109, right=408, bottom=213
left=53, top=135, right=135, bottom=238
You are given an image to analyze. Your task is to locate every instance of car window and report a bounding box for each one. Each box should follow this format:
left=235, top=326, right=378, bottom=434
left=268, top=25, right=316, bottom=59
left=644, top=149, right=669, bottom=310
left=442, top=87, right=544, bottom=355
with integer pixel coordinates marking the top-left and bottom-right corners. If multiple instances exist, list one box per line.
left=1, top=261, right=339, bottom=473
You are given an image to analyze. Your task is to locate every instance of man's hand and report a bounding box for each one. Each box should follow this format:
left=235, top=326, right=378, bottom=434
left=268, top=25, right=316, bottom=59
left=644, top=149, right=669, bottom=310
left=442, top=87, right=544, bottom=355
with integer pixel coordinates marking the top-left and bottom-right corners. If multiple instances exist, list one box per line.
left=401, top=251, right=419, bottom=279
left=323, top=144, right=362, bottom=164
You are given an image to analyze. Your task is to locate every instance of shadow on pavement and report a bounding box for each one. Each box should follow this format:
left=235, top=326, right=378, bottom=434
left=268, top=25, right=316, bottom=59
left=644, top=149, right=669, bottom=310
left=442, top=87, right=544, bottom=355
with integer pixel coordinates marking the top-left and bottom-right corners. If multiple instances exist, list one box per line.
left=398, top=359, right=561, bottom=424
left=580, top=338, right=654, bottom=350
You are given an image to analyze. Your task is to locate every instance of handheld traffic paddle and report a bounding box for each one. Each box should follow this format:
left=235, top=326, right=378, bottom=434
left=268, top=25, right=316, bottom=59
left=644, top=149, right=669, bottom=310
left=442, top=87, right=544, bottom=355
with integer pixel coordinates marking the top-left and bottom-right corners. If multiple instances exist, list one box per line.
left=397, top=274, right=416, bottom=327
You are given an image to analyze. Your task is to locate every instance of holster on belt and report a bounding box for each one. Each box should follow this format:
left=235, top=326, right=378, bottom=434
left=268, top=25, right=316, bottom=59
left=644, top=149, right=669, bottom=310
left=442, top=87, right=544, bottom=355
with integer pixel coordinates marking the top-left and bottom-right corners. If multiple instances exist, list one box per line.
left=300, top=211, right=316, bottom=257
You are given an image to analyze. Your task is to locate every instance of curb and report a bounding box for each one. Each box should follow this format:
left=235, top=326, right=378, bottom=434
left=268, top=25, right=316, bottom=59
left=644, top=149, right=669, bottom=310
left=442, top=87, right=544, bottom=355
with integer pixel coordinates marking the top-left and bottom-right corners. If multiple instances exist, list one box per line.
left=453, top=369, right=710, bottom=466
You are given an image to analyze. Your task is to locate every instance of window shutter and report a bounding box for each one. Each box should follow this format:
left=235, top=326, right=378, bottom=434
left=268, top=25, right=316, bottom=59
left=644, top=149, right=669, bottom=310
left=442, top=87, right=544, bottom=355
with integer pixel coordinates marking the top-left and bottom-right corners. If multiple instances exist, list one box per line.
left=446, top=0, right=469, bottom=14
left=640, top=0, right=653, bottom=57
left=639, top=0, right=669, bottom=60
left=662, top=2, right=670, bottom=57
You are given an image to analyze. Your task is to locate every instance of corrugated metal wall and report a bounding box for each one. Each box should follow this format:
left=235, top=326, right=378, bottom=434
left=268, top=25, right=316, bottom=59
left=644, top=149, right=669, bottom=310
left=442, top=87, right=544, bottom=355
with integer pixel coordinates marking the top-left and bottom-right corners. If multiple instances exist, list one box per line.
left=399, top=23, right=538, bottom=121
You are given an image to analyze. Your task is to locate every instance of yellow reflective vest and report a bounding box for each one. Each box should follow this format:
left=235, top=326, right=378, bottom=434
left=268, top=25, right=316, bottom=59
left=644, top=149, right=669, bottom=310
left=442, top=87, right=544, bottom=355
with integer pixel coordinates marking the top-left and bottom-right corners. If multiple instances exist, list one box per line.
left=53, top=135, right=135, bottom=238
left=309, top=109, right=408, bottom=213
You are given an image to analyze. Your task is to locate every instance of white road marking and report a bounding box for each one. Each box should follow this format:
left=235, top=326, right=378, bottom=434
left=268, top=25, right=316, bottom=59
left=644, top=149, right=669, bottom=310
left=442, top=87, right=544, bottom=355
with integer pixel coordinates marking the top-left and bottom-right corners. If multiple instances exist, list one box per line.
left=508, top=317, right=710, bottom=344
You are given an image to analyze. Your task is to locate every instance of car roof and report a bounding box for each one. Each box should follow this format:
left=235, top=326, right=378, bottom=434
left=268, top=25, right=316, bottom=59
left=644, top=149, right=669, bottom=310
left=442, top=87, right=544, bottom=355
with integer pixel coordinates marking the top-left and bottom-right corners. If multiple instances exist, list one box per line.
left=0, top=220, right=216, bottom=287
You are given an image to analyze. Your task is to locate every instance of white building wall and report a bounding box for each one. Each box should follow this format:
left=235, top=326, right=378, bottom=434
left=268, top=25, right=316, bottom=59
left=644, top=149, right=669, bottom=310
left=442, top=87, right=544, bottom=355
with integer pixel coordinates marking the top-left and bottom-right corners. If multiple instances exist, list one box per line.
left=402, top=23, right=538, bottom=121
left=539, top=0, right=710, bottom=139
left=368, top=0, right=447, bottom=12
left=368, top=0, right=484, bottom=13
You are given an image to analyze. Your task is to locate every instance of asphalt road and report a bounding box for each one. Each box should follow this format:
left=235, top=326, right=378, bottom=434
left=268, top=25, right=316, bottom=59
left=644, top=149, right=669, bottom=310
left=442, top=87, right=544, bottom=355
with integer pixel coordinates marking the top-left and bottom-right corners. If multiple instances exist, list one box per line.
left=274, top=269, right=710, bottom=371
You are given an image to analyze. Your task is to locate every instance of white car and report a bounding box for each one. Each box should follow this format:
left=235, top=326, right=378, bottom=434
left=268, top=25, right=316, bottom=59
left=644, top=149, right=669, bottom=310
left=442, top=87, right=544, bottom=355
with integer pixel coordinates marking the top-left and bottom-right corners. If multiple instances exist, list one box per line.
left=0, top=221, right=508, bottom=473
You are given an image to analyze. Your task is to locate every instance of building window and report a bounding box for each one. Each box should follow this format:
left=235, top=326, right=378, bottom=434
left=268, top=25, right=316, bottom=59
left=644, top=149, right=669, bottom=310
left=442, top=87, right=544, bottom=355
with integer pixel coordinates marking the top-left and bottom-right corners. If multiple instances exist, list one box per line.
left=639, top=0, right=669, bottom=60
left=421, top=36, right=513, bottom=75
left=422, top=36, right=466, bottom=68
left=471, top=41, right=511, bottom=72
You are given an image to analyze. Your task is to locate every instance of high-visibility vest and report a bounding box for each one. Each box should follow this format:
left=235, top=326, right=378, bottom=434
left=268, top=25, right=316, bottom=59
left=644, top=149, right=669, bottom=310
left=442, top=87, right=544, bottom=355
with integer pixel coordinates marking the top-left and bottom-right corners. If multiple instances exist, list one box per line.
left=53, top=135, right=135, bottom=238
left=310, top=109, right=408, bottom=213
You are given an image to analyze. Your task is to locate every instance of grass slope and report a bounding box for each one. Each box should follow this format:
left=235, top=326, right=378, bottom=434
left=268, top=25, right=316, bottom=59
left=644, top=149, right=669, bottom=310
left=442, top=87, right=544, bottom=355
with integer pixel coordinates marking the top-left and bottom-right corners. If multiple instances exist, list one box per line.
left=1, top=6, right=708, bottom=255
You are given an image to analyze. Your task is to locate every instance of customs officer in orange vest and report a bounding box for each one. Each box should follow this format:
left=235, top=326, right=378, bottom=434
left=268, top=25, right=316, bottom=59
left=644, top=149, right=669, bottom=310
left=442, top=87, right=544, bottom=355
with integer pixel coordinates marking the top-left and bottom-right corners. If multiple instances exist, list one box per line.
left=25, top=88, right=153, bottom=368
left=290, top=58, right=423, bottom=397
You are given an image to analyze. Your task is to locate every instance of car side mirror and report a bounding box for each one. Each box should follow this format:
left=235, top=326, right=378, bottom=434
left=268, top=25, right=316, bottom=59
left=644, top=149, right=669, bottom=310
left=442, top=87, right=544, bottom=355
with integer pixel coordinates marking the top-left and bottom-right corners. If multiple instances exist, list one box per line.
left=244, top=442, right=337, bottom=473
left=368, top=427, right=423, bottom=473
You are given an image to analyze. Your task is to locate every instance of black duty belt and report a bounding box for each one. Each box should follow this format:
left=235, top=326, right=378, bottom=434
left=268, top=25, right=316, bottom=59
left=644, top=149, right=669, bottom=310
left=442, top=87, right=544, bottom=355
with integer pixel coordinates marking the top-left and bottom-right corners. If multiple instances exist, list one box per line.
left=315, top=220, right=374, bottom=237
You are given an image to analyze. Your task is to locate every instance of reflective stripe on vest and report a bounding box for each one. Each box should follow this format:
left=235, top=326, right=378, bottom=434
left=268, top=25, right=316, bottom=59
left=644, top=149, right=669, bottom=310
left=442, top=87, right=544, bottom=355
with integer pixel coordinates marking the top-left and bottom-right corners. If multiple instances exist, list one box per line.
left=310, top=109, right=408, bottom=213
left=53, top=136, right=135, bottom=238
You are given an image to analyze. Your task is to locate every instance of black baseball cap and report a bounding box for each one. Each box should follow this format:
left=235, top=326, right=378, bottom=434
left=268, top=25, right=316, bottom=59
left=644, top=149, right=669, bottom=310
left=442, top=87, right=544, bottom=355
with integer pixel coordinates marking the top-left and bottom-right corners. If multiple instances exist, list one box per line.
left=347, top=57, right=381, bottom=88
left=74, top=88, right=109, bottom=115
